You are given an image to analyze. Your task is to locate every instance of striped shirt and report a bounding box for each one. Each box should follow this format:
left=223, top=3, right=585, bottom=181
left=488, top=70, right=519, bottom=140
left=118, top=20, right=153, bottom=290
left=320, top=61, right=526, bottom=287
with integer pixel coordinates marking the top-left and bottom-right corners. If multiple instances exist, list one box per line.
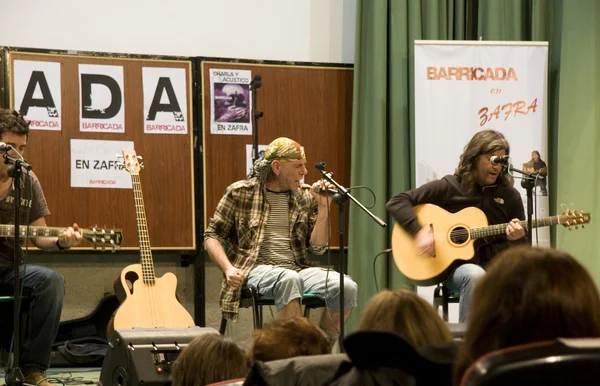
left=256, top=191, right=302, bottom=270
left=204, top=178, right=327, bottom=320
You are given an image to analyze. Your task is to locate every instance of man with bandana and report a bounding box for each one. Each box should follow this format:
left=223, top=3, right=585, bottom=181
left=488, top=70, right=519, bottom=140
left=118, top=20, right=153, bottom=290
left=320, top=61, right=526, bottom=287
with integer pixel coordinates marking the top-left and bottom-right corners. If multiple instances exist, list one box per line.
left=204, top=137, right=358, bottom=348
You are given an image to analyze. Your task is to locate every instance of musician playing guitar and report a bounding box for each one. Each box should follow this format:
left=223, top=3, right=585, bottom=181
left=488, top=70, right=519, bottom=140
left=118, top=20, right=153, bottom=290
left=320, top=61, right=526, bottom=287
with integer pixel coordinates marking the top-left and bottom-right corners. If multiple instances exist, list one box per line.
left=386, top=130, right=526, bottom=323
left=0, top=109, right=82, bottom=386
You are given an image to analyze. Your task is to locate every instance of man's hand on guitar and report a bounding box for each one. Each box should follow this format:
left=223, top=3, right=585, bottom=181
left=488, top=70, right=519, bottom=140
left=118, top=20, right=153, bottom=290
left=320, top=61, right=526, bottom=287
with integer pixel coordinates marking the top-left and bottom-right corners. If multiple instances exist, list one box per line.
left=506, top=219, right=526, bottom=241
left=58, top=223, right=83, bottom=249
left=415, top=227, right=436, bottom=256
left=226, top=267, right=246, bottom=289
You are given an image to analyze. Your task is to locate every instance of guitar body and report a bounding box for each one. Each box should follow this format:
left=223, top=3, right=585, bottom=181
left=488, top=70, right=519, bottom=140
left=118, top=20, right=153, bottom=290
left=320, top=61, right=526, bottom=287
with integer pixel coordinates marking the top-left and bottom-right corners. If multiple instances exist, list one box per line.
left=112, top=263, right=195, bottom=330
left=391, top=204, right=489, bottom=286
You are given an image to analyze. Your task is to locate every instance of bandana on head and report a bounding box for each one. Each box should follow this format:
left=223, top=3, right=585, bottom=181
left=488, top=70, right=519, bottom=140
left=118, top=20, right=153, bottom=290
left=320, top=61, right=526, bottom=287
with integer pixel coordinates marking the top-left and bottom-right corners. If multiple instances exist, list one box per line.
left=264, top=137, right=305, bottom=162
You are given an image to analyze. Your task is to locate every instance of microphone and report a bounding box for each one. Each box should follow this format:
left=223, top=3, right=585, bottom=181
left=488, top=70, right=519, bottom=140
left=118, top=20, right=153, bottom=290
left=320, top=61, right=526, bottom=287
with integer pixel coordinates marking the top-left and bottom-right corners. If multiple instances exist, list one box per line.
left=490, top=155, right=510, bottom=165
left=250, top=74, right=262, bottom=89
left=313, top=185, right=338, bottom=196
left=302, top=183, right=338, bottom=196
left=314, top=162, right=326, bottom=171
left=0, top=142, right=12, bottom=152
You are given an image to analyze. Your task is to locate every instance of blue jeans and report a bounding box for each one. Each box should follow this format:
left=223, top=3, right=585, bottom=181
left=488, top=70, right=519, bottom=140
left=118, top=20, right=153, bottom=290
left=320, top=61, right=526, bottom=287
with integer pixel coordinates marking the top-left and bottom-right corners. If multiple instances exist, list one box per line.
left=0, top=265, right=65, bottom=373
left=247, top=265, right=358, bottom=312
left=443, top=263, right=485, bottom=323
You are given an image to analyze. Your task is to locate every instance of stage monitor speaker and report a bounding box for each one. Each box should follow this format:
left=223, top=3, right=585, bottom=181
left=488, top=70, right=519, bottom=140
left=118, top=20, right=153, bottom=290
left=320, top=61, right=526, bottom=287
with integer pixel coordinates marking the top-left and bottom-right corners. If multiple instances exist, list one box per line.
left=99, top=326, right=219, bottom=386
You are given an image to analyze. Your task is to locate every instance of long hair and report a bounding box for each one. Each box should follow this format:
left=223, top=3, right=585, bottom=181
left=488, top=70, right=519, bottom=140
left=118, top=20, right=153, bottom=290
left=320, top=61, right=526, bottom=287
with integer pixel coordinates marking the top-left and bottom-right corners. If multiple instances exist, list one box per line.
left=171, top=333, right=248, bottom=386
left=453, top=246, right=600, bottom=384
left=457, top=130, right=513, bottom=195
left=248, top=317, right=331, bottom=362
left=0, top=109, right=30, bottom=140
left=358, top=289, right=453, bottom=347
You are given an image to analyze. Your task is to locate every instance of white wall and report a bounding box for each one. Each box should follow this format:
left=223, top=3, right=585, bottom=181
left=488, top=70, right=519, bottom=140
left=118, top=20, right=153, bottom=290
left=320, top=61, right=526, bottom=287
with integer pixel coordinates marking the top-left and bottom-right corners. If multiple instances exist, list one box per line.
left=0, top=0, right=356, bottom=63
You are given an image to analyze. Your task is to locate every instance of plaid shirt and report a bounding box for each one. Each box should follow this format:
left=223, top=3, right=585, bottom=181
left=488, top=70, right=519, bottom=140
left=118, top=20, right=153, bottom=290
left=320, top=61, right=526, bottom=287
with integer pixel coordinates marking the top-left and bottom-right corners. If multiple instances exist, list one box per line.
left=204, top=178, right=327, bottom=320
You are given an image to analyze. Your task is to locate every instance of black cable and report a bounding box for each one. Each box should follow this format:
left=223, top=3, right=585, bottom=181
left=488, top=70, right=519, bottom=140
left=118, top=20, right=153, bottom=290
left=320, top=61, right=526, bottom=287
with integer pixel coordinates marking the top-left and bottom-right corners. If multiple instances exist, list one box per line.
left=372, top=249, right=392, bottom=293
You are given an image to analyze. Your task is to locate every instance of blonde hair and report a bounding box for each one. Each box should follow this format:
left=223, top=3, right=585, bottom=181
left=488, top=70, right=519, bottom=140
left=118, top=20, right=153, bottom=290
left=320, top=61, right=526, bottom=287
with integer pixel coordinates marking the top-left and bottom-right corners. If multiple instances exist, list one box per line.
left=171, top=333, right=248, bottom=386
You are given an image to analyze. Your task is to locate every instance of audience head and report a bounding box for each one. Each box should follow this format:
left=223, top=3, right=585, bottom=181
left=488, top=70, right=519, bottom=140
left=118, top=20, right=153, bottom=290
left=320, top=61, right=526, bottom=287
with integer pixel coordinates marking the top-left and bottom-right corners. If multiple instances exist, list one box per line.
left=171, top=333, right=248, bottom=386
left=358, top=288, right=453, bottom=347
left=248, top=317, right=331, bottom=362
left=455, top=246, right=600, bottom=383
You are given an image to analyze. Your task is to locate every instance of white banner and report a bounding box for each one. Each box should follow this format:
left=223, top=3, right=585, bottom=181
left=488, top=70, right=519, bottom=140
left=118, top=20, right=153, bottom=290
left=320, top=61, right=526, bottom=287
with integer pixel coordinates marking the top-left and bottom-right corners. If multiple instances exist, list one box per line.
left=142, top=67, right=188, bottom=134
left=79, top=64, right=125, bottom=133
left=210, top=69, right=252, bottom=135
left=70, top=139, right=134, bottom=189
left=13, top=60, right=62, bottom=131
left=414, top=41, right=549, bottom=320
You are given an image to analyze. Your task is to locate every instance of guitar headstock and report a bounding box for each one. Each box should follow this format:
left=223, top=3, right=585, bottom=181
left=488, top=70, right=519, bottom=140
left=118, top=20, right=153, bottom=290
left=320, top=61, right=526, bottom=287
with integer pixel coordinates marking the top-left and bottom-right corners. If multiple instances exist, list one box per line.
left=119, top=148, right=143, bottom=175
left=558, top=210, right=591, bottom=230
left=82, top=227, right=123, bottom=252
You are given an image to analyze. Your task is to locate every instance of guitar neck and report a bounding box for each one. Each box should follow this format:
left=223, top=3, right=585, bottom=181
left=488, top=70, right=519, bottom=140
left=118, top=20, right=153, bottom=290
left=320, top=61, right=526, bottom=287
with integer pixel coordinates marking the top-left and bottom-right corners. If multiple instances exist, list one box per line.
left=471, top=216, right=562, bottom=239
left=131, top=174, right=156, bottom=283
left=0, top=225, right=69, bottom=238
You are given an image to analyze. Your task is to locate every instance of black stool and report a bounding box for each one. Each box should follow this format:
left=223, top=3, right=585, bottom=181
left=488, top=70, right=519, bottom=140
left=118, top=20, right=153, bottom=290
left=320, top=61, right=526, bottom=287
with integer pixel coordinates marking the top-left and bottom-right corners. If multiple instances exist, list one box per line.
left=432, top=283, right=460, bottom=322
left=219, top=286, right=326, bottom=334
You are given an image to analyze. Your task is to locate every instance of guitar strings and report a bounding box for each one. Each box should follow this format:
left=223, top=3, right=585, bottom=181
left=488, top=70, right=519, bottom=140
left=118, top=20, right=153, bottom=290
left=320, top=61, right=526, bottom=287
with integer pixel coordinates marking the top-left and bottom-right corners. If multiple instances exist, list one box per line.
left=133, top=174, right=162, bottom=327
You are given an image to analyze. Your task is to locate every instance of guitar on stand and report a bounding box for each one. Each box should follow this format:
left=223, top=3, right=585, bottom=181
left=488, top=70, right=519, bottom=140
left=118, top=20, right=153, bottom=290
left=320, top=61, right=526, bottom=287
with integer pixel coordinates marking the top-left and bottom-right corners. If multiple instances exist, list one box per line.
left=109, top=149, right=195, bottom=332
left=391, top=204, right=591, bottom=285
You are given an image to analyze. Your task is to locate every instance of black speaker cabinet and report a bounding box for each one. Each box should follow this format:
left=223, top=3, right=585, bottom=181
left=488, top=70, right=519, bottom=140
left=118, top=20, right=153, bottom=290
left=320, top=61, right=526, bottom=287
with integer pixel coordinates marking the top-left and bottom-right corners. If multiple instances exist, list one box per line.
left=99, top=327, right=219, bottom=386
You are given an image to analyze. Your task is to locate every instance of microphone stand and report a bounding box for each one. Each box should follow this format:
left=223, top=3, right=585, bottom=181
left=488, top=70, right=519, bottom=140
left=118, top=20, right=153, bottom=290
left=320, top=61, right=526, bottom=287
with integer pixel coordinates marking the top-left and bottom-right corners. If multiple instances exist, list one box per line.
left=504, top=164, right=544, bottom=246
left=315, top=162, right=387, bottom=352
left=4, top=153, right=32, bottom=386
left=250, top=74, right=263, bottom=164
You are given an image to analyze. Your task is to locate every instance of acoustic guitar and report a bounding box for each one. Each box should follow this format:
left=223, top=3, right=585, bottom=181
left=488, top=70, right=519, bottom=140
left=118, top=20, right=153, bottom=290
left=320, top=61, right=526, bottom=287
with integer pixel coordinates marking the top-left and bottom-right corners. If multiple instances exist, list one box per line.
left=111, top=148, right=195, bottom=330
left=391, top=204, right=591, bottom=286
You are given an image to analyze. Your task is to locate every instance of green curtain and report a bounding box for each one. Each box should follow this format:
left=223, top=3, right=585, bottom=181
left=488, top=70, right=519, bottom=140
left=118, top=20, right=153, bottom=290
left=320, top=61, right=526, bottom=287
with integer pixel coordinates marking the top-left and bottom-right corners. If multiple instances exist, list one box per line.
left=348, top=0, right=600, bottom=332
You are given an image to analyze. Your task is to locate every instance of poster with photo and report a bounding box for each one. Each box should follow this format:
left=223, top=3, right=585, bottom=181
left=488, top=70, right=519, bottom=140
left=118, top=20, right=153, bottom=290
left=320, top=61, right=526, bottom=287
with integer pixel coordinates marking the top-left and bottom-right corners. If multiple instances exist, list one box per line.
left=210, top=69, right=252, bottom=135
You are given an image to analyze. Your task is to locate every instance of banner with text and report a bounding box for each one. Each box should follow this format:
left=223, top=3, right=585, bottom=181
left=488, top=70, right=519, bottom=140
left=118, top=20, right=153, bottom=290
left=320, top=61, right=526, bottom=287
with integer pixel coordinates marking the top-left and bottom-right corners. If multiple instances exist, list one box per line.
left=210, top=69, right=252, bottom=135
left=142, top=67, right=188, bottom=134
left=79, top=64, right=125, bottom=133
left=13, top=60, right=62, bottom=131
left=70, top=139, right=134, bottom=188
left=414, top=42, right=549, bottom=319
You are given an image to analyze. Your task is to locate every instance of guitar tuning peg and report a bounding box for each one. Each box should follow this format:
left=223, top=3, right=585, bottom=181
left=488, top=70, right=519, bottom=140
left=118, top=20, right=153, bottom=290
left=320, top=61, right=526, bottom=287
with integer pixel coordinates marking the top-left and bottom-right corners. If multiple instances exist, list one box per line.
left=140, top=163, right=145, bottom=169
left=116, top=153, right=124, bottom=159
left=137, top=155, right=143, bottom=160
left=116, top=162, right=125, bottom=167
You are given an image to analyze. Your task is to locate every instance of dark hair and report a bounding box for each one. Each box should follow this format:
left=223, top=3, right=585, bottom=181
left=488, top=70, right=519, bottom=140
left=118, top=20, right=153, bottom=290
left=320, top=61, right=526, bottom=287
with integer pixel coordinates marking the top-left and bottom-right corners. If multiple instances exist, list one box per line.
left=0, top=109, right=30, bottom=140
left=358, top=289, right=453, bottom=347
left=456, top=130, right=513, bottom=194
left=532, top=150, right=543, bottom=160
left=248, top=317, right=331, bottom=362
left=171, top=333, right=248, bottom=386
left=454, top=246, right=600, bottom=384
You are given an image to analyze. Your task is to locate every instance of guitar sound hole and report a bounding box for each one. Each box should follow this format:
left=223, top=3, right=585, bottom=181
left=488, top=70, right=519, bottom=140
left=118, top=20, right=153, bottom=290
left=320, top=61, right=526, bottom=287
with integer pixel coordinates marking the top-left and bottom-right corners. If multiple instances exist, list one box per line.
left=449, top=227, right=469, bottom=245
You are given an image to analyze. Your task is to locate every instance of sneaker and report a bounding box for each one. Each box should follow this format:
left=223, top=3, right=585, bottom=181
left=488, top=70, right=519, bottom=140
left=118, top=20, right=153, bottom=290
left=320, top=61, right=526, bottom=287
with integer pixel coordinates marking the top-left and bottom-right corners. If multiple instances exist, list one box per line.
left=24, top=371, right=54, bottom=386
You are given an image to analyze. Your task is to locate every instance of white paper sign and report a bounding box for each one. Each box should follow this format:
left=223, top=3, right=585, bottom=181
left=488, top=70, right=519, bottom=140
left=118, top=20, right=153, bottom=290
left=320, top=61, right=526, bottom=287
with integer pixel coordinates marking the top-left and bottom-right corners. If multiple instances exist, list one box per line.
left=79, top=64, right=125, bottom=133
left=70, top=139, right=134, bottom=189
left=210, top=69, right=252, bottom=135
left=13, top=60, right=62, bottom=131
left=142, top=67, right=188, bottom=134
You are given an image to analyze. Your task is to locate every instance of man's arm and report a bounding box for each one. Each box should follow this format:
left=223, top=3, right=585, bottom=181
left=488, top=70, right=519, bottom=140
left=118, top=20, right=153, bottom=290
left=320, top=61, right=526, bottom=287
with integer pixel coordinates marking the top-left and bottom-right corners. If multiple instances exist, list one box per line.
left=30, top=217, right=82, bottom=251
left=386, top=178, right=450, bottom=234
left=309, top=203, right=329, bottom=247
